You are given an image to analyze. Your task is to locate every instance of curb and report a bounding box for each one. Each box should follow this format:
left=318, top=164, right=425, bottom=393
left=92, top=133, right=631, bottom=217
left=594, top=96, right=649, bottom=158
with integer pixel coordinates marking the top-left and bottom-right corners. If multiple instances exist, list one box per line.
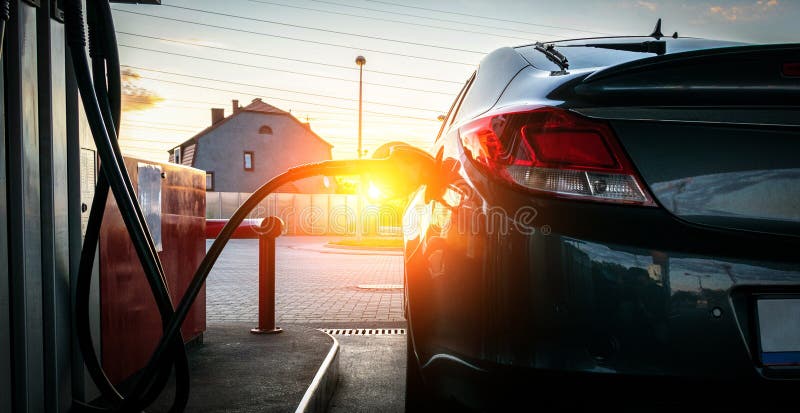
left=295, top=331, right=341, bottom=413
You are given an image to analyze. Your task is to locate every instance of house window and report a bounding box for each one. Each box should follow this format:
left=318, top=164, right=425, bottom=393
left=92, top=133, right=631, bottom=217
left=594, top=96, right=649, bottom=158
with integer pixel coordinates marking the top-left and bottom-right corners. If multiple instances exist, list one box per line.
left=243, top=151, right=254, bottom=171
left=258, top=125, right=273, bottom=134
left=205, top=172, right=214, bottom=191
left=174, top=147, right=181, bottom=164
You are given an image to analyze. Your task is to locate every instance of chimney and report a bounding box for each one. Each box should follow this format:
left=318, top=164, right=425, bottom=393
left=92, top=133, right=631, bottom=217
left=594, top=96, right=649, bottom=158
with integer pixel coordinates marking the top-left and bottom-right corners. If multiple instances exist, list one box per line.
left=211, top=108, right=224, bottom=125
left=232, top=99, right=239, bottom=114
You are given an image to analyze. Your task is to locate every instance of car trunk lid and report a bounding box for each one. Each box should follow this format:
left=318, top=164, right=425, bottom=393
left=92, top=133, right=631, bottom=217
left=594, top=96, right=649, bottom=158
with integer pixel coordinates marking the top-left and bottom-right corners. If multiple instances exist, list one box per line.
left=568, top=44, right=800, bottom=237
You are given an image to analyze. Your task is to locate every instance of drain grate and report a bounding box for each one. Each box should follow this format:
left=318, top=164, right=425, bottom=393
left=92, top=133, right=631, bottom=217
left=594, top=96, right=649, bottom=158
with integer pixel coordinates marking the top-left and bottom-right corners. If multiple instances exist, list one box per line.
left=319, top=328, right=406, bottom=336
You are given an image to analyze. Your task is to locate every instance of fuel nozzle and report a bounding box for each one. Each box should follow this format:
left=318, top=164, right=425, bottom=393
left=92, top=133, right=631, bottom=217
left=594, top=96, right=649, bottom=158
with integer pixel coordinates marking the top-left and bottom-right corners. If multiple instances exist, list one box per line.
left=364, top=143, right=438, bottom=199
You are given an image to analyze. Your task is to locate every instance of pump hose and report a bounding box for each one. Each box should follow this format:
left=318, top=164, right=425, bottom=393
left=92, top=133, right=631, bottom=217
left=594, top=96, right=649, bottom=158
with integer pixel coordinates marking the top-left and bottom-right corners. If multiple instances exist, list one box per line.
left=0, top=0, right=9, bottom=57
left=68, top=0, right=188, bottom=411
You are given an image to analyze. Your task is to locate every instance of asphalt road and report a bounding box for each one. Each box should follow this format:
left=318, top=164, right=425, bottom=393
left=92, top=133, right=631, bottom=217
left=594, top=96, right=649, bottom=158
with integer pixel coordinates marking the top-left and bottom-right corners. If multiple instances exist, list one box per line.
left=328, top=334, right=407, bottom=413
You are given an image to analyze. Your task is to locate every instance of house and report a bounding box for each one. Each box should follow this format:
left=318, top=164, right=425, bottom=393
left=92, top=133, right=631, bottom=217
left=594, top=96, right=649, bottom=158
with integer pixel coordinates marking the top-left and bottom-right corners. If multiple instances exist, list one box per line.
left=168, top=98, right=334, bottom=193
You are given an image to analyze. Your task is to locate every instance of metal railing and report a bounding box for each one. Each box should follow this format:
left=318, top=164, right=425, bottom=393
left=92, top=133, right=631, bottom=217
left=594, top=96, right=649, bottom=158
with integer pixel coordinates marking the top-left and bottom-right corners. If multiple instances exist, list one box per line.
left=206, top=192, right=402, bottom=236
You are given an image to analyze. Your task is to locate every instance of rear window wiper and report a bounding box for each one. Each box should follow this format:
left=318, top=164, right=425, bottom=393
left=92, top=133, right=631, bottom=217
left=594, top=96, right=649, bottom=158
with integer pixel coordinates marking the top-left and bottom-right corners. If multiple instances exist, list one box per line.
left=534, top=42, right=569, bottom=71
left=561, top=40, right=667, bottom=56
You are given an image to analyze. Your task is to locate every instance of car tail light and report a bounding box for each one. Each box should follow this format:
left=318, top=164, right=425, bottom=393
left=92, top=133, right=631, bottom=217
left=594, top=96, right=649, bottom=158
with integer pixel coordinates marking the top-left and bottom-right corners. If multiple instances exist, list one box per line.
left=783, top=62, right=800, bottom=77
left=459, top=106, right=655, bottom=205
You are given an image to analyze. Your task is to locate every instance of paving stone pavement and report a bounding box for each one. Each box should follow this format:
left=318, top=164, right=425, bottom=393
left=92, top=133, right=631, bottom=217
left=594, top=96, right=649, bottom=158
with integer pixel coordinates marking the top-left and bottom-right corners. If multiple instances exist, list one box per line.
left=205, top=237, right=405, bottom=325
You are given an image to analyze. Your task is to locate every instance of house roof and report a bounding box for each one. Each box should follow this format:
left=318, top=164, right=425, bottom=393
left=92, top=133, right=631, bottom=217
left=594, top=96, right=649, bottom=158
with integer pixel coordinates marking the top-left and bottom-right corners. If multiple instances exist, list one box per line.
left=168, top=98, right=333, bottom=155
left=241, top=99, right=289, bottom=116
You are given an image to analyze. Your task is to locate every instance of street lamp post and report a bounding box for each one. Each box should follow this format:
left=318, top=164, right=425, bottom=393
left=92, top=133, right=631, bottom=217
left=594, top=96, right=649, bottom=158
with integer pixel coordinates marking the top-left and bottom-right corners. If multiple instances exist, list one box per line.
left=356, top=55, right=366, bottom=159
left=355, top=56, right=366, bottom=240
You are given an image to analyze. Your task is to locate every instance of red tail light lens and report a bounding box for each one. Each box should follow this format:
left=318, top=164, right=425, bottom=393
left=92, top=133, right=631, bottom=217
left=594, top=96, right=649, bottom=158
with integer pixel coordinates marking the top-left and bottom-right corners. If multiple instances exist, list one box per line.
left=783, top=62, right=800, bottom=77
left=459, top=106, right=655, bottom=205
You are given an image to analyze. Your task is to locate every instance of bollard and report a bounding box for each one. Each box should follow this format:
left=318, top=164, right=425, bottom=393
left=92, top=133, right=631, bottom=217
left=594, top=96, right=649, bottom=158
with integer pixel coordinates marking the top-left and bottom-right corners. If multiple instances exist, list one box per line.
left=251, top=216, right=285, bottom=335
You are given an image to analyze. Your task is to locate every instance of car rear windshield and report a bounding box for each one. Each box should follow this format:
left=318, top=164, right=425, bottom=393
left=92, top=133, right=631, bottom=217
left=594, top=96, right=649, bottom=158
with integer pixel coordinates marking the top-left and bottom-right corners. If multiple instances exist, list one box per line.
left=517, top=38, right=745, bottom=71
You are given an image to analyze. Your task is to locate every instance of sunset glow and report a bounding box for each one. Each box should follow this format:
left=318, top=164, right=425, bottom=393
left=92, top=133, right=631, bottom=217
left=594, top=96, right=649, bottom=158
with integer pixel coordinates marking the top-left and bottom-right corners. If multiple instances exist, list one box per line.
left=367, top=181, right=383, bottom=200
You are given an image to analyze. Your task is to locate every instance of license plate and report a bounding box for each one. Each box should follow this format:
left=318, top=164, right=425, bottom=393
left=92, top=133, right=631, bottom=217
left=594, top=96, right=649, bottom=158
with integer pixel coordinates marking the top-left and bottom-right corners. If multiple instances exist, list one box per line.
left=757, top=298, right=800, bottom=366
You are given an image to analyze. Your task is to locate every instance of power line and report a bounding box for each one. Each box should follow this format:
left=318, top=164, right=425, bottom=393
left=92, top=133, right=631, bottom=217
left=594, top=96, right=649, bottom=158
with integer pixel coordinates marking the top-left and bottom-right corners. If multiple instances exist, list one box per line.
left=123, top=101, right=234, bottom=112
left=125, top=76, right=441, bottom=122
left=361, top=0, right=614, bottom=35
left=119, top=141, right=176, bottom=148
left=120, top=133, right=434, bottom=150
left=119, top=142, right=170, bottom=149
left=325, top=138, right=432, bottom=150
left=111, top=9, right=476, bottom=66
left=161, top=4, right=487, bottom=55
left=134, top=76, right=441, bottom=116
left=123, top=102, right=440, bottom=124
left=121, top=124, right=199, bottom=133
left=123, top=95, right=228, bottom=107
left=123, top=65, right=453, bottom=100
left=121, top=136, right=183, bottom=143
left=123, top=119, right=201, bottom=129
left=119, top=147, right=171, bottom=155
left=122, top=114, right=410, bottom=131
left=292, top=112, right=437, bottom=124
left=123, top=95, right=218, bottom=106
left=124, top=65, right=446, bottom=112
left=245, top=0, right=534, bottom=42
left=309, top=0, right=568, bottom=39
left=119, top=44, right=458, bottom=95
left=117, top=32, right=462, bottom=85
left=121, top=94, right=441, bottom=123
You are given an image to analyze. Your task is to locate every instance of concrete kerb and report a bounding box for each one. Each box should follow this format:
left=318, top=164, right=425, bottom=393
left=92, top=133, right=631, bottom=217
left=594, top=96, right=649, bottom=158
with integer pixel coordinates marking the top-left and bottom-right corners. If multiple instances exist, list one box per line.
left=296, top=331, right=341, bottom=413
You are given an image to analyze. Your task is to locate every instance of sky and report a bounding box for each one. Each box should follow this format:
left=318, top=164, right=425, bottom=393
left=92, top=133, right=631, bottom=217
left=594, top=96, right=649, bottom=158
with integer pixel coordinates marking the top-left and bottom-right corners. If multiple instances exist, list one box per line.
left=112, top=0, right=800, bottom=162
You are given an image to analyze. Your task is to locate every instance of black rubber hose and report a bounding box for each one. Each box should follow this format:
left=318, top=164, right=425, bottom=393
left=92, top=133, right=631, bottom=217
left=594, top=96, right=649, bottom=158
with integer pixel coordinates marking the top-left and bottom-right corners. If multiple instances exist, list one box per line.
left=79, top=0, right=189, bottom=411
left=97, top=0, right=121, bottom=126
left=67, top=0, right=188, bottom=411
left=73, top=3, right=181, bottom=410
left=73, top=32, right=189, bottom=413
left=0, top=0, right=9, bottom=56
left=87, top=1, right=167, bottom=284
left=88, top=1, right=191, bottom=409
left=73, top=182, right=122, bottom=411
left=71, top=2, right=126, bottom=408
left=87, top=1, right=171, bottom=291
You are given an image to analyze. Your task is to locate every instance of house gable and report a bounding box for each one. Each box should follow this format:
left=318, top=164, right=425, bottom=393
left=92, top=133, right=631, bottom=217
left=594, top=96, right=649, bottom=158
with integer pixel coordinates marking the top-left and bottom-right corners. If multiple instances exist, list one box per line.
left=167, top=98, right=333, bottom=162
left=186, top=104, right=334, bottom=193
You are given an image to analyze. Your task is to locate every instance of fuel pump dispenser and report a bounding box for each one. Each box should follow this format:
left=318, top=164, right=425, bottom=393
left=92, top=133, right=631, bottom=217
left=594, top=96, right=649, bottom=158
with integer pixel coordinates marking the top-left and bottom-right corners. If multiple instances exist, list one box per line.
left=3, top=1, right=438, bottom=411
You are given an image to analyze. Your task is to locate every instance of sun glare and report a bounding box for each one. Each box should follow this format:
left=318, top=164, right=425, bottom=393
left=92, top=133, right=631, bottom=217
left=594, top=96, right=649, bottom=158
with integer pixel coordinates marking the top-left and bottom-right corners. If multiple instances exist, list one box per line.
left=367, top=182, right=382, bottom=200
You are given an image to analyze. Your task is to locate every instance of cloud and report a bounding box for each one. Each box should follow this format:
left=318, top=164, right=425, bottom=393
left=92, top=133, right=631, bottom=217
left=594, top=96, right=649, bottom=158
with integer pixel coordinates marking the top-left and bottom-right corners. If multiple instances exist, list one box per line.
left=708, top=0, right=779, bottom=22
left=636, top=1, right=657, bottom=11
left=121, top=69, right=164, bottom=112
left=709, top=5, right=744, bottom=20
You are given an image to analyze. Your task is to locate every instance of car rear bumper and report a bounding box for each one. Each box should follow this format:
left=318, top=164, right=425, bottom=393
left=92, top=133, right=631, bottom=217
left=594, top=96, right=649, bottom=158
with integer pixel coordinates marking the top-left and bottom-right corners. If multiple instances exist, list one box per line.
left=419, top=351, right=800, bottom=411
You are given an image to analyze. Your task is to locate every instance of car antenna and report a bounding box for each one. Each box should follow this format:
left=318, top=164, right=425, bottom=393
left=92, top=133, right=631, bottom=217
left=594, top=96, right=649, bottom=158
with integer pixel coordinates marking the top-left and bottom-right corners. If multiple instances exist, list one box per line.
left=650, top=18, right=664, bottom=39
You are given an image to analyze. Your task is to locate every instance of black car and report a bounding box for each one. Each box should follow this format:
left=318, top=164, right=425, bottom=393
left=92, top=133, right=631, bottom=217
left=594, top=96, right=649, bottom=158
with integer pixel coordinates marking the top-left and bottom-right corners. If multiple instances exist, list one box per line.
left=402, top=31, right=800, bottom=411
